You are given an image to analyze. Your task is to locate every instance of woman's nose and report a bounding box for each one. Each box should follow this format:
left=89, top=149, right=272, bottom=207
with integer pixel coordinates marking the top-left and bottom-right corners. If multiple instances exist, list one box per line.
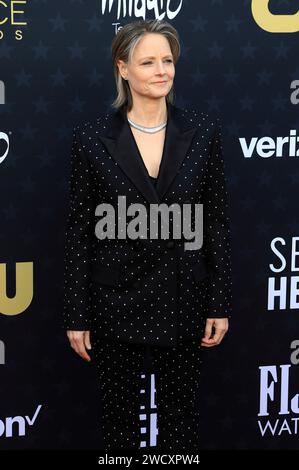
left=155, top=61, right=166, bottom=74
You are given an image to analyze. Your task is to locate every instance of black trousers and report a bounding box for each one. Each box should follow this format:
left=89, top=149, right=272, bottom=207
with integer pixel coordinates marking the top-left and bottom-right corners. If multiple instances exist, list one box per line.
left=91, top=335, right=203, bottom=452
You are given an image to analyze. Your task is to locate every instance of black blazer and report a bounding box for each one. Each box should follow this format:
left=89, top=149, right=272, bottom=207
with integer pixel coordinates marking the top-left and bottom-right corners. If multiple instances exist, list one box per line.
left=62, top=101, right=233, bottom=347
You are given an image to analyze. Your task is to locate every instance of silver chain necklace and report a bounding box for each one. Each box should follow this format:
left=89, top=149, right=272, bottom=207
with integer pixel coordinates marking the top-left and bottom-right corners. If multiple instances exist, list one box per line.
left=127, top=115, right=167, bottom=134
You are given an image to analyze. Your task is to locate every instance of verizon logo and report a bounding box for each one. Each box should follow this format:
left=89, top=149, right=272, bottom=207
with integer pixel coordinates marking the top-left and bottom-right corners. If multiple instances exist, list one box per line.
left=0, top=405, right=42, bottom=437
left=239, top=130, right=299, bottom=158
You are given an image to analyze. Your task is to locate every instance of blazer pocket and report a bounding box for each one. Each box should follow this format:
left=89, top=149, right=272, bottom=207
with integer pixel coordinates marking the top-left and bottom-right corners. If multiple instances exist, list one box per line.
left=191, top=258, right=210, bottom=283
left=91, top=264, right=120, bottom=286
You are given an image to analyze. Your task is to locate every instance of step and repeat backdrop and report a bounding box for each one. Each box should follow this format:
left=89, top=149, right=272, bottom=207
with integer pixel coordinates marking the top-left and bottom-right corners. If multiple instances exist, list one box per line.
left=1, top=0, right=299, bottom=450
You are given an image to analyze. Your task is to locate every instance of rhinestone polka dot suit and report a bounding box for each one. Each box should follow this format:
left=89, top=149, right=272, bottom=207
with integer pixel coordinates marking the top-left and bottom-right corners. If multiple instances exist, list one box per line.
left=63, top=100, right=233, bottom=450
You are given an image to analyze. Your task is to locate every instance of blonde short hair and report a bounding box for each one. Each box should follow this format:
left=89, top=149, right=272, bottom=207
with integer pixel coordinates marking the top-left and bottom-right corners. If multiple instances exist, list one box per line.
left=111, top=19, right=180, bottom=111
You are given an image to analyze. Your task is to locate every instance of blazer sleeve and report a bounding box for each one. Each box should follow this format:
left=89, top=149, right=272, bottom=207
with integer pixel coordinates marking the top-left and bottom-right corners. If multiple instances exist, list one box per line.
left=202, top=117, right=233, bottom=319
left=62, top=126, right=95, bottom=330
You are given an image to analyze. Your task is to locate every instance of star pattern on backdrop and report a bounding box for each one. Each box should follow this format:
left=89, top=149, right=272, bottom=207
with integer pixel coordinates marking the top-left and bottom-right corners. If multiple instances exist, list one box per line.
left=0, top=0, right=298, bottom=452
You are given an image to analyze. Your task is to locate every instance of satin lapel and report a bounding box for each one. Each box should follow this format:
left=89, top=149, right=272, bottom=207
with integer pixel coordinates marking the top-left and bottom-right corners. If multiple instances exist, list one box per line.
left=98, top=101, right=198, bottom=205
left=155, top=103, right=198, bottom=201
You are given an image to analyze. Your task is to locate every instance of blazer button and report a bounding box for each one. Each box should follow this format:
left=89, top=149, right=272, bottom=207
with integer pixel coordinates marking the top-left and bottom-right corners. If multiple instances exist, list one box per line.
left=166, top=240, right=175, bottom=249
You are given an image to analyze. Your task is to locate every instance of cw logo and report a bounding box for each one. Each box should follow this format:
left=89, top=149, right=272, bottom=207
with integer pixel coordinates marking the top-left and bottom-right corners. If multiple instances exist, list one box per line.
left=252, top=0, right=299, bottom=33
left=0, top=262, right=33, bottom=316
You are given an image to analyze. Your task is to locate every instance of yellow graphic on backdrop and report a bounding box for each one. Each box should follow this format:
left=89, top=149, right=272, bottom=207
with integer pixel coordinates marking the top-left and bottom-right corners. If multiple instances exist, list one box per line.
left=0, top=1, right=27, bottom=40
left=0, top=262, right=33, bottom=315
left=252, top=0, right=299, bottom=33
left=0, top=1, right=27, bottom=25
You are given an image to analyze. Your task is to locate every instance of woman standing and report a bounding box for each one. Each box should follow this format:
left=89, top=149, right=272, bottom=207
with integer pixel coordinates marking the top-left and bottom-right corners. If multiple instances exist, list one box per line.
left=63, top=19, right=233, bottom=451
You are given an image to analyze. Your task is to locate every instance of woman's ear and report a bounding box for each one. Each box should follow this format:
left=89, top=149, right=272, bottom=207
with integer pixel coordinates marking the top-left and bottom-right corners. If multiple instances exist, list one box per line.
left=117, top=59, right=127, bottom=80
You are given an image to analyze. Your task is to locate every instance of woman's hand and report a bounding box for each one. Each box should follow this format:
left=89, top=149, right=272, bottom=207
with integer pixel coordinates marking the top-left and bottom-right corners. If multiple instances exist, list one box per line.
left=67, top=330, right=92, bottom=361
left=201, top=318, right=229, bottom=347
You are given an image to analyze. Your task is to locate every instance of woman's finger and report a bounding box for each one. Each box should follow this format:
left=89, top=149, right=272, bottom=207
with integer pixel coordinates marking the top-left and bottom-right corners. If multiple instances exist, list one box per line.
left=84, top=331, right=92, bottom=350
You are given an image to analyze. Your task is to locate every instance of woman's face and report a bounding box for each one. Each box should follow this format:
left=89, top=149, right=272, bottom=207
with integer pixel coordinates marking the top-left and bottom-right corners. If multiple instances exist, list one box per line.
left=118, top=33, right=175, bottom=101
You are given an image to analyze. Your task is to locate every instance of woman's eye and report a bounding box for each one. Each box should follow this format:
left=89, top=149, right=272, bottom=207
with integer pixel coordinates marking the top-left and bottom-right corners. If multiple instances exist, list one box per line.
left=142, top=59, right=173, bottom=65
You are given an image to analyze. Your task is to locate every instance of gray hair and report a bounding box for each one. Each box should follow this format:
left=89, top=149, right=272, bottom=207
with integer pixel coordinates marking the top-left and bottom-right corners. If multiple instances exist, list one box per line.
left=111, top=19, right=180, bottom=111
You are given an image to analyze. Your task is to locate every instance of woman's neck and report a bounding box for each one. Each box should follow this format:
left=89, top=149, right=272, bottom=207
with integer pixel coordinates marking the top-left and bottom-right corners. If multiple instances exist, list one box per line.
left=127, top=99, right=167, bottom=127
